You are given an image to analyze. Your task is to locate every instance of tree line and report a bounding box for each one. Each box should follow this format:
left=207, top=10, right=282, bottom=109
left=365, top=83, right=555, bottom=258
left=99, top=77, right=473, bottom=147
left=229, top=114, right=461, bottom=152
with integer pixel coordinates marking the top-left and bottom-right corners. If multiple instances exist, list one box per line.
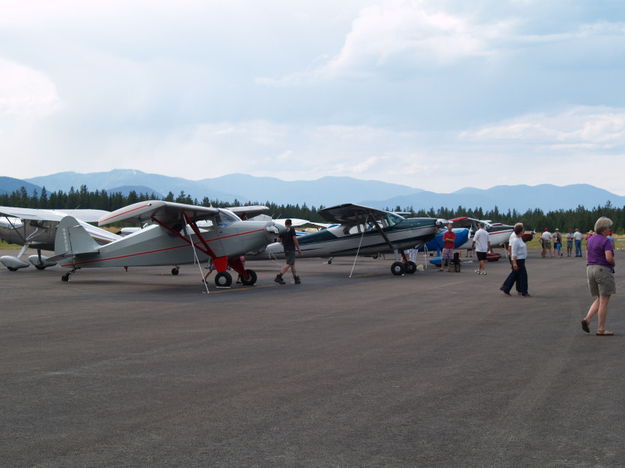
left=1, top=185, right=624, bottom=233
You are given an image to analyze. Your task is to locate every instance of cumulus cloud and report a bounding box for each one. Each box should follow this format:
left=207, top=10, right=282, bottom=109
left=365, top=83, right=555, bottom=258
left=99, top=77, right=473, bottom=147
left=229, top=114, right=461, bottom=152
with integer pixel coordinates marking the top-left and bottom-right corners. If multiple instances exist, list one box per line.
left=459, top=107, right=625, bottom=150
left=0, top=58, right=62, bottom=118
left=260, top=0, right=514, bottom=84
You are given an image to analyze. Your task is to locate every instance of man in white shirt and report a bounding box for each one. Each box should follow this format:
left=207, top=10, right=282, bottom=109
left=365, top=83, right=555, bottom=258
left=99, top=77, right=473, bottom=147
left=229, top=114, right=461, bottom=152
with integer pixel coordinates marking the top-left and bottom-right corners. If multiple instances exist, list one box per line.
left=541, top=228, right=553, bottom=258
left=473, top=222, right=490, bottom=275
left=500, top=223, right=530, bottom=296
left=574, top=228, right=583, bottom=257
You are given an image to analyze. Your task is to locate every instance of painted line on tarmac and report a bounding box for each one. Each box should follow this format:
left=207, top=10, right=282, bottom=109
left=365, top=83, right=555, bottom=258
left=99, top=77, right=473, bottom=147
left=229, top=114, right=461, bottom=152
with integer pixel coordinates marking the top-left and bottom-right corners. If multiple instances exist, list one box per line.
left=208, top=283, right=277, bottom=294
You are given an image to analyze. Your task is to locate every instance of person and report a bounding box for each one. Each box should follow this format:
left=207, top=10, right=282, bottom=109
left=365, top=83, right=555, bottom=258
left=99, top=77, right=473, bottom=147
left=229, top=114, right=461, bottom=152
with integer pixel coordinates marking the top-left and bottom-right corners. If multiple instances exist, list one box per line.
left=500, top=223, right=530, bottom=297
left=203, top=258, right=215, bottom=283
left=581, top=217, right=616, bottom=336
left=566, top=228, right=574, bottom=257
left=440, top=224, right=456, bottom=272
left=541, top=228, right=553, bottom=258
left=275, top=219, right=303, bottom=285
left=553, top=228, right=562, bottom=256
left=574, top=228, right=583, bottom=257
left=473, top=222, right=490, bottom=275
left=506, top=228, right=522, bottom=294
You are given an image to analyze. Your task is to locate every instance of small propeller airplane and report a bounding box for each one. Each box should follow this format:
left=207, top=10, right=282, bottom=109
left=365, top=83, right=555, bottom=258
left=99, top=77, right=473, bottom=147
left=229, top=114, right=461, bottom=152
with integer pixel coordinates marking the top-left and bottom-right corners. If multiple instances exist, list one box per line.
left=449, top=217, right=516, bottom=249
left=250, top=203, right=444, bottom=276
left=52, top=200, right=283, bottom=288
left=0, top=206, right=120, bottom=271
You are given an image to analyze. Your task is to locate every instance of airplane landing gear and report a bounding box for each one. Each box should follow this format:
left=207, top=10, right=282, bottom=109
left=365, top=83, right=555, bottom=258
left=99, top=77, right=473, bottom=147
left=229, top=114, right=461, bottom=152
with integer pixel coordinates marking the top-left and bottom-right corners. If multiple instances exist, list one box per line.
left=240, top=269, right=257, bottom=286
left=215, top=271, right=232, bottom=288
left=391, top=261, right=405, bottom=276
left=404, top=261, right=417, bottom=274
left=171, top=267, right=179, bottom=276
left=61, top=267, right=78, bottom=282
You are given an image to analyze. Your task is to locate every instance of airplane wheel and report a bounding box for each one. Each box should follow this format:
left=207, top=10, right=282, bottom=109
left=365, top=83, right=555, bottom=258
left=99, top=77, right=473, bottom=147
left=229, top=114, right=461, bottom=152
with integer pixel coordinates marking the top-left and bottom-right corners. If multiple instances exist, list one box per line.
left=215, top=272, right=233, bottom=288
left=391, top=261, right=405, bottom=276
left=35, top=264, right=46, bottom=270
left=240, top=269, right=257, bottom=286
left=405, top=261, right=417, bottom=274
left=7, top=267, right=17, bottom=272
left=61, top=273, right=70, bottom=282
left=171, top=267, right=179, bottom=276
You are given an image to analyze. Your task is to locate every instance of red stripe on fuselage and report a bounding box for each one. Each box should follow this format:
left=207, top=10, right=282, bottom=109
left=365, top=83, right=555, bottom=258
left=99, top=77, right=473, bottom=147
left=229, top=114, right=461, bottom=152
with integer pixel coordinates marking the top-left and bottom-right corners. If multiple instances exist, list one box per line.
left=61, top=228, right=266, bottom=267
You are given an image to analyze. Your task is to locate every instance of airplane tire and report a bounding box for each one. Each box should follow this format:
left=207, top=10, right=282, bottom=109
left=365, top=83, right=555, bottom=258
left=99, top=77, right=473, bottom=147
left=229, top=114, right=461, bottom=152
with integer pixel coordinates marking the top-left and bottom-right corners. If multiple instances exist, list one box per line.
left=7, top=267, right=17, bottom=272
left=61, top=273, right=70, bottom=282
left=391, top=261, right=405, bottom=276
left=240, top=269, right=257, bottom=286
left=405, top=261, right=417, bottom=274
left=35, top=264, right=46, bottom=270
left=171, top=267, right=179, bottom=276
left=215, top=272, right=233, bottom=288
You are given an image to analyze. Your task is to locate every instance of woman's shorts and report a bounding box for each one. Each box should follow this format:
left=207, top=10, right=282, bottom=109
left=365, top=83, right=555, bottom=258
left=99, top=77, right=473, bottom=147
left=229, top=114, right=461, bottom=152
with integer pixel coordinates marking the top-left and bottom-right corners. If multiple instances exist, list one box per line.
left=587, top=264, right=616, bottom=297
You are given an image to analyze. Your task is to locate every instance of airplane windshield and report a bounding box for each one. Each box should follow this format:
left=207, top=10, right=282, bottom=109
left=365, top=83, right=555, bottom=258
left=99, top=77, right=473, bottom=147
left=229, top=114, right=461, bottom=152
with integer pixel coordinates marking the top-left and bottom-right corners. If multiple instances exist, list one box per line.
left=217, top=209, right=241, bottom=226
left=385, top=212, right=403, bottom=227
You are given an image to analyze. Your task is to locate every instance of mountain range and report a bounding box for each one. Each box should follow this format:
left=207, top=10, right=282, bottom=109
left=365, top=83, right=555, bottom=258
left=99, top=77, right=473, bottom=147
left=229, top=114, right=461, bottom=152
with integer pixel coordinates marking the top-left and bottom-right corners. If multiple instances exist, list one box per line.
left=0, top=169, right=622, bottom=212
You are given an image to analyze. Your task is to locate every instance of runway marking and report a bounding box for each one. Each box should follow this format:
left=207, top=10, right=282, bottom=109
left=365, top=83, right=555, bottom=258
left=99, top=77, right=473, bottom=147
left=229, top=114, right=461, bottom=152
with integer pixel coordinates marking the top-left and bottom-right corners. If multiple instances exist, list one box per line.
left=208, top=283, right=276, bottom=294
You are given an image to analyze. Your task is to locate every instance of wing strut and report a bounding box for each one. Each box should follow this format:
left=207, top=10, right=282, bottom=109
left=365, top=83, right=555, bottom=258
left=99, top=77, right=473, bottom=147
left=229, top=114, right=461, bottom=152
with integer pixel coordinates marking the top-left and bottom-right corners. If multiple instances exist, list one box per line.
left=348, top=219, right=368, bottom=279
left=182, top=214, right=210, bottom=295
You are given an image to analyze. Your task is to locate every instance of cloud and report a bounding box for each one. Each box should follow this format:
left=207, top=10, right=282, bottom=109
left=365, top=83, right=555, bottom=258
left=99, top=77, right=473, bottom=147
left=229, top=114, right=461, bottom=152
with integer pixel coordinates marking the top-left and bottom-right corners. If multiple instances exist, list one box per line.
left=260, top=0, right=514, bottom=85
left=459, top=107, right=625, bottom=151
left=0, top=58, right=62, bottom=119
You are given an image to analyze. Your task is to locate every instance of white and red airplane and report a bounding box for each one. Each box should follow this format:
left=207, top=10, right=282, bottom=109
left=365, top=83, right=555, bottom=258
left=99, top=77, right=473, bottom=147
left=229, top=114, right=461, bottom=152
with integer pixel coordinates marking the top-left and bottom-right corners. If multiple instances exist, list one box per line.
left=53, top=200, right=282, bottom=288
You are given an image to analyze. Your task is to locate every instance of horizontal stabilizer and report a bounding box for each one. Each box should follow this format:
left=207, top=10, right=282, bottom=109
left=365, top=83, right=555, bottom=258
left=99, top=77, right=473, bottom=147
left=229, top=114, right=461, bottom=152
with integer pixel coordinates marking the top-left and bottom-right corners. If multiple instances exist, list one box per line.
left=55, top=216, right=100, bottom=256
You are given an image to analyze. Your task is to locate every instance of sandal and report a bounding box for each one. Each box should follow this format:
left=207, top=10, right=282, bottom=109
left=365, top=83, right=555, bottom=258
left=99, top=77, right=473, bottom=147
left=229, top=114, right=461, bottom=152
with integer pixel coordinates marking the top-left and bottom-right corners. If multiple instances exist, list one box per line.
left=596, top=330, right=614, bottom=336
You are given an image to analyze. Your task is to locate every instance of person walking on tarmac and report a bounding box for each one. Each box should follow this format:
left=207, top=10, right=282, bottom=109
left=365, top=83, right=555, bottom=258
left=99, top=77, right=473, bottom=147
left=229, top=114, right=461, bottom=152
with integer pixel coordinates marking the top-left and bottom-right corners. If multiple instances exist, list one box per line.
left=473, top=222, right=490, bottom=275
left=275, top=219, right=303, bottom=284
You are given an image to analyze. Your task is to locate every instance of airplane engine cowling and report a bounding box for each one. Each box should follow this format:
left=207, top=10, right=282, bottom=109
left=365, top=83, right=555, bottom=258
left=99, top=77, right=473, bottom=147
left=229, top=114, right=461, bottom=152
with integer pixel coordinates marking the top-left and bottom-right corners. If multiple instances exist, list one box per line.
left=0, top=256, right=30, bottom=271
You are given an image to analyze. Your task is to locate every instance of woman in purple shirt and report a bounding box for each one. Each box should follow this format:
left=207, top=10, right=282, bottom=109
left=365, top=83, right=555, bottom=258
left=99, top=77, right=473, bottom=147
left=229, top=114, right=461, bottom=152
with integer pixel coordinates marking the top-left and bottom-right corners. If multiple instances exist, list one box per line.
left=581, top=217, right=616, bottom=336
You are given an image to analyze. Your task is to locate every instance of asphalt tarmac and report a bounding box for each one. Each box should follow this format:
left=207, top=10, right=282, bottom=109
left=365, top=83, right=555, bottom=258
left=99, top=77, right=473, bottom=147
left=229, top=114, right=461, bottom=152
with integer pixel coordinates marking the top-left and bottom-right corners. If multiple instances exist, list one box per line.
left=1, top=249, right=624, bottom=467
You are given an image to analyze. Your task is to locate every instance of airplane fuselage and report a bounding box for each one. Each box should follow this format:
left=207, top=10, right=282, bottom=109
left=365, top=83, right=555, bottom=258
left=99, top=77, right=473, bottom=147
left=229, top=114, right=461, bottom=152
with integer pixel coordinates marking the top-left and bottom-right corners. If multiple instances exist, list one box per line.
left=58, top=221, right=277, bottom=269
left=255, top=217, right=439, bottom=259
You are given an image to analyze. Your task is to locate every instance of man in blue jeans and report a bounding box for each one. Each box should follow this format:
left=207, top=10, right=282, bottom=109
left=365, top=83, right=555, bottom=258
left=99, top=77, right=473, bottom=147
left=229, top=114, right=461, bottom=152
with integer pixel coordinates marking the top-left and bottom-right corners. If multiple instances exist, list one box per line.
left=574, top=228, right=583, bottom=257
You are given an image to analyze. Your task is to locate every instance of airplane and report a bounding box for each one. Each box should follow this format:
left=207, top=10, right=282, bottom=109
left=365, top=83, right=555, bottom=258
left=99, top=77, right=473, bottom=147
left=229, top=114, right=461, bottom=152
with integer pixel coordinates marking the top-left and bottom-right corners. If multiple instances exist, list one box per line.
left=420, top=227, right=471, bottom=252
left=52, top=200, right=283, bottom=288
left=0, top=206, right=120, bottom=271
left=249, top=203, right=443, bottom=276
left=449, top=217, right=516, bottom=249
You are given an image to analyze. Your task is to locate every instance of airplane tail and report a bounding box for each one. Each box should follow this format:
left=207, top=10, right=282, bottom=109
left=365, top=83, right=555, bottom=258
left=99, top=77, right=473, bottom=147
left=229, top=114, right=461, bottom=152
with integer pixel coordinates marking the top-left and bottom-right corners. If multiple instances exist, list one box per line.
left=54, top=215, right=100, bottom=257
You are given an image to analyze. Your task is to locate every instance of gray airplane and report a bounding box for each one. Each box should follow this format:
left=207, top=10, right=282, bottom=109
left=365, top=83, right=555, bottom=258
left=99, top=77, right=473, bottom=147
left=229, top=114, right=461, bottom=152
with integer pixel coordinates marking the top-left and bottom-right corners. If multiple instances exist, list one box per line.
left=0, top=206, right=120, bottom=271
left=53, top=200, right=283, bottom=287
left=250, top=203, right=444, bottom=276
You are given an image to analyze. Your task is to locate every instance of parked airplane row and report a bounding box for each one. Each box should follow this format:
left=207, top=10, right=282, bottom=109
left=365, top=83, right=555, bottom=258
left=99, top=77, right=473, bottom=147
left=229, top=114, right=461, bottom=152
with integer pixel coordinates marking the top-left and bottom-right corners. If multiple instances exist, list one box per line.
left=1, top=201, right=526, bottom=287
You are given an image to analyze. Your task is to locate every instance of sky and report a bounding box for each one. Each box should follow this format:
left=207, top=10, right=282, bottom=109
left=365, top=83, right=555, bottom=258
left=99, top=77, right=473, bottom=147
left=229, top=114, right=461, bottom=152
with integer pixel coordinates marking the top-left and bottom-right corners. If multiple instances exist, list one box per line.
left=1, top=0, right=625, bottom=194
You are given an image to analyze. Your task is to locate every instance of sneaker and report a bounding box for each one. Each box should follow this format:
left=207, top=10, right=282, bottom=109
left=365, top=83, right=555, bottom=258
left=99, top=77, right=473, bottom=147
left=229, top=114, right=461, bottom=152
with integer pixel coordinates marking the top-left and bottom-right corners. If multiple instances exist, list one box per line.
left=294, top=276, right=301, bottom=284
left=274, top=274, right=285, bottom=285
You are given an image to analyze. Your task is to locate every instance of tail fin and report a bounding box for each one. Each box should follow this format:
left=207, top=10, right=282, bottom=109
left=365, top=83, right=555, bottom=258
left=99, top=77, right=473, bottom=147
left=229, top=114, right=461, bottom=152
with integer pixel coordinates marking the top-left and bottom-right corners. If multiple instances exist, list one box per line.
left=55, top=216, right=100, bottom=256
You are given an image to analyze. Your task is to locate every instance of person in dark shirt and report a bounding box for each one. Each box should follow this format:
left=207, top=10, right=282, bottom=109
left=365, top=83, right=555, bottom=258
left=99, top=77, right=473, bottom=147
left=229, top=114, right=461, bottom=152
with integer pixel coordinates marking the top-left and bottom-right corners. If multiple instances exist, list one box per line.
left=275, top=219, right=303, bottom=284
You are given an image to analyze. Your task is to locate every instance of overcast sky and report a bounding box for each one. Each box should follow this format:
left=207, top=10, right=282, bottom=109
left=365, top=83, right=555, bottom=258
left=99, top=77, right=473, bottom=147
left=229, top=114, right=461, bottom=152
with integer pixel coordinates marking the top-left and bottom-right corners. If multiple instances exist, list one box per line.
left=2, top=0, right=625, bottom=194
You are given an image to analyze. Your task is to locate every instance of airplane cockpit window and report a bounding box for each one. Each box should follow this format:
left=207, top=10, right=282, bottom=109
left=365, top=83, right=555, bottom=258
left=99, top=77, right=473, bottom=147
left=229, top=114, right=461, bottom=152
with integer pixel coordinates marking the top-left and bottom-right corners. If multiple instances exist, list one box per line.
left=217, top=210, right=241, bottom=226
left=385, top=212, right=403, bottom=227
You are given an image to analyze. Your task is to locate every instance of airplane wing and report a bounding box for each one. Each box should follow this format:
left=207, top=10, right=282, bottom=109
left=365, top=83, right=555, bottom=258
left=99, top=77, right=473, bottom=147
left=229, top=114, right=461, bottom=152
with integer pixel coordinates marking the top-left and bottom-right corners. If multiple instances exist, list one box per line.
left=0, top=206, right=110, bottom=223
left=448, top=217, right=477, bottom=229
left=318, top=203, right=397, bottom=225
left=229, top=205, right=269, bottom=219
left=98, top=200, right=220, bottom=226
